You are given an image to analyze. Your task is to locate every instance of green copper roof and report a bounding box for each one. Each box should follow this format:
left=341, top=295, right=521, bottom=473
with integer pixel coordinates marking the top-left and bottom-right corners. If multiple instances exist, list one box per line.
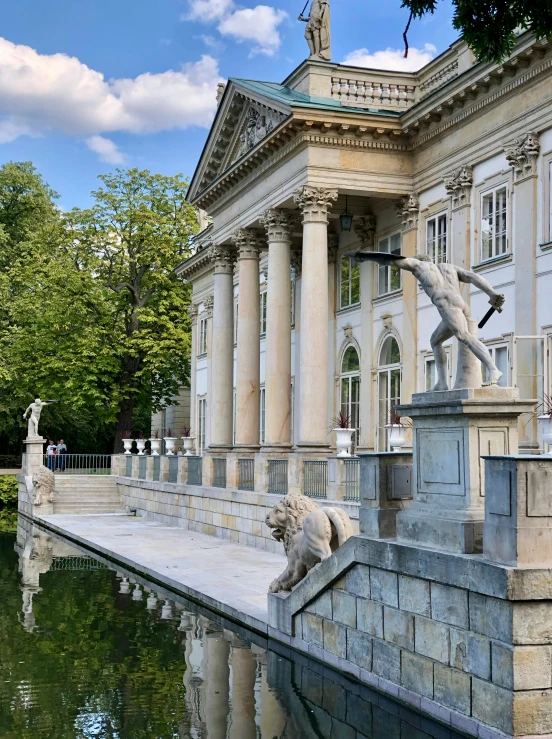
left=230, top=78, right=402, bottom=118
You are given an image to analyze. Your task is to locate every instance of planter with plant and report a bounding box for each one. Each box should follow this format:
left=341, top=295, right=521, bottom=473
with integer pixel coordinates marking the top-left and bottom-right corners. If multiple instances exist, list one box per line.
left=149, top=430, right=161, bottom=456
left=385, top=409, right=412, bottom=451
left=330, top=411, right=355, bottom=457
left=122, top=431, right=134, bottom=455
left=164, top=428, right=177, bottom=455
left=136, top=431, right=147, bottom=455
left=181, top=427, right=195, bottom=456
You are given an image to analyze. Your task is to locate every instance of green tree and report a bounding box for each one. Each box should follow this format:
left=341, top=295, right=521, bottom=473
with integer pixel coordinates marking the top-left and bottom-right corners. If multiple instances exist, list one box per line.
left=402, top=0, right=552, bottom=63
left=67, top=169, right=198, bottom=450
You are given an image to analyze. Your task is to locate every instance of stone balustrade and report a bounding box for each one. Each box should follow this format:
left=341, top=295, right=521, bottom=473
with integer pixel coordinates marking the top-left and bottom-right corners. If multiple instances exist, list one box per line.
left=330, top=75, right=416, bottom=108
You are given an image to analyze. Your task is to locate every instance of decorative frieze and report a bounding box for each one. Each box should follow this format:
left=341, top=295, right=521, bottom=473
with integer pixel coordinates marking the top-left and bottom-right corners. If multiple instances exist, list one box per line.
left=444, top=165, right=473, bottom=208
left=260, top=208, right=296, bottom=242
left=231, top=229, right=264, bottom=260
left=396, top=194, right=419, bottom=231
left=293, top=186, right=338, bottom=223
left=354, top=215, right=377, bottom=246
left=208, top=245, right=235, bottom=274
left=504, top=131, right=540, bottom=180
left=328, top=233, right=339, bottom=264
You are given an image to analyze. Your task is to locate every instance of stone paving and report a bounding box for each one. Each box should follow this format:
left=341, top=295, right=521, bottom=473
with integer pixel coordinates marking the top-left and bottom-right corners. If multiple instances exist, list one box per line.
left=37, top=513, right=287, bottom=633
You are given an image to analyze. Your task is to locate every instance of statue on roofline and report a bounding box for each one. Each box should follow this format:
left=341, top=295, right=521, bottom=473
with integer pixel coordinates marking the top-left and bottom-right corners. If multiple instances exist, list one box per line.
left=298, top=0, right=331, bottom=61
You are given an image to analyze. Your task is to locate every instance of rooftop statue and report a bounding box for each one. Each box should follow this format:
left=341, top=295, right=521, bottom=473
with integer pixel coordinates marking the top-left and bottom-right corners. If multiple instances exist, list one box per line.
left=298, top=0, right=331, bottom=61
left=347, top=252, right=505, bottom=391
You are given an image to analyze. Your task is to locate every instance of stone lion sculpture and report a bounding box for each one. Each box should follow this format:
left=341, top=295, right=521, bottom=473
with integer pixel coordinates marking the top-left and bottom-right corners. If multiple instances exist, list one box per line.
left=32, top=465, right=55, bottom=506
left=266, top=494, right=353, bottom=593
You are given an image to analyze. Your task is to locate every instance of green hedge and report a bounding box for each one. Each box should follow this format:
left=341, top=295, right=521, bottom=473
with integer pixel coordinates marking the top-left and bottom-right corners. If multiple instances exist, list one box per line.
left=0, top=476, right=18, bottom=507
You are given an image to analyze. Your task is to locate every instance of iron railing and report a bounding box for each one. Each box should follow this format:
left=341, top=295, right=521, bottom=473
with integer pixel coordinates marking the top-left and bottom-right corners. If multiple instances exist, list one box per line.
left=213, top=458, right=227, bottom=488
left=153, top=455, right=161, bottom=481
left=51, top=556, right=108, bottom=571
left=168, top=456, right=178, bottom=483
left=138, top=455, right=147, bottom=480
left=125, top=455, right=133, bottom=477
left=268, top=459, right=288, bottom=494
left=187, top=457, right=203, bottom=485
left=304, top=460, right=328, bottom=498
left=238, top=459, right=255, bottom=491
left=344, top=458, right=360, bottom=501
left=43, top=454, right=113, bottom=475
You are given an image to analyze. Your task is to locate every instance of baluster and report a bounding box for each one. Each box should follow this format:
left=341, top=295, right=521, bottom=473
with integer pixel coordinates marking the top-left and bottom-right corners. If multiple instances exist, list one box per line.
left=331, top=77, right=339, bottom=98
left=339, top=78, right=348, bottom=101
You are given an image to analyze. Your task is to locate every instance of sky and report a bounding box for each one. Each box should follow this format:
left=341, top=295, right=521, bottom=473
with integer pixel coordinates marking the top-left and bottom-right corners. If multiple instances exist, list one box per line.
left=0, top=0, right=456, bottom=210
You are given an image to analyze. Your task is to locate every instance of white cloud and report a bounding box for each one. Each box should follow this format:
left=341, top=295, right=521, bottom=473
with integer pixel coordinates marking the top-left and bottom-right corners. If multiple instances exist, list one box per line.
left=218, top=6, right=287, bottom=56
left=184, top=0, right=234, bottom=22
left=343, top=43, right=437, bottom=72
left=0, top=37, right=224, bottom=155
left=85, top=135, right=126, bottom=164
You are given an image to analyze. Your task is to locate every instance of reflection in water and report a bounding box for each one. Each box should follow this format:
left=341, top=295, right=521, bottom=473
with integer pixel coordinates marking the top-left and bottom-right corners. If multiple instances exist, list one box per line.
left=0, top=518, right=464, bottom=739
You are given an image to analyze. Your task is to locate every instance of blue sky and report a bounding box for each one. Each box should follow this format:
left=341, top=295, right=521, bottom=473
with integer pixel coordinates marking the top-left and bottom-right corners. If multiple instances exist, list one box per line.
left=0, top=0, right=456, bottom=209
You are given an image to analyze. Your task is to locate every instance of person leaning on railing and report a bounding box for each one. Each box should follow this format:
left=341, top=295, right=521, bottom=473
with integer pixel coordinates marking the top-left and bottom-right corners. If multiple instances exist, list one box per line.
left=56, top=439, right=67, bottom=471
left=46, top=440, right=56, bottom=472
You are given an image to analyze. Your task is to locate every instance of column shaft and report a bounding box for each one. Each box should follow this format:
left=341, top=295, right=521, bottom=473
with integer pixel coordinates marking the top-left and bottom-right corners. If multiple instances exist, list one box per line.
left=294, top=187, right=337, bottom=448
left=398, top=195, right=419, bottom=403
left=234, top=230, right=262, bottom=448
left=261, top=210, right=294, bottom=448
left=209, top=246, right=235, bottom=450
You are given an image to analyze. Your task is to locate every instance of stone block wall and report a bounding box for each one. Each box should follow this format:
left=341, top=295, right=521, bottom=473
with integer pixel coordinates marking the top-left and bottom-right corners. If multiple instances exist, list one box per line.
left=290, top=560, right=552, bottom=737
left=117, top=478, right=360, bottom=554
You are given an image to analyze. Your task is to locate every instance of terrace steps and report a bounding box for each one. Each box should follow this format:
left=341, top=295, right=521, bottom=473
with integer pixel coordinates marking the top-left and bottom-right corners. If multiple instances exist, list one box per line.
left=53, top=475, right=123, bottom=515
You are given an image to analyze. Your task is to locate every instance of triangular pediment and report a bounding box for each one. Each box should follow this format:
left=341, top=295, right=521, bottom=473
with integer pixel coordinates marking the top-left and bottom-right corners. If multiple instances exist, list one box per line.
left=188, top=81, right=290, bottom=202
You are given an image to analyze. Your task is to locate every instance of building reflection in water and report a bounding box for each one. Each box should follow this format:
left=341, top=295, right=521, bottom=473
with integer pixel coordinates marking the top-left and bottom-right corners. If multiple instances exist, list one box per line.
left=14, top=520, right=462, bottom=739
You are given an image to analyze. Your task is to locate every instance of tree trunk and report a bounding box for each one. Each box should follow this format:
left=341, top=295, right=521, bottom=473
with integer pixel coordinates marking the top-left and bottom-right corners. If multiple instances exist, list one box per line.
left=114, top=395, right=135, bottom=453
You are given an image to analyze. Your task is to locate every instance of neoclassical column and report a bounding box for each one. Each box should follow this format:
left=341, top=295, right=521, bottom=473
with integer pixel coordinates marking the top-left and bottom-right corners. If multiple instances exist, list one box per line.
left=260, top=209, right=295, bottom=449
left=208, top=245, right=235, bottom=451
left=445, top=165, right=473, bottom=302
left=228, top=644, right=257, bottom=739
left=233, top=229, right=263, bottom=449
left=293, top=186, right=338, bottom=449
left=203, top=631, right=230, bottom=739
left=397, top=194, right=419, bottom=403
left=187, top=303, right=199, bottom=453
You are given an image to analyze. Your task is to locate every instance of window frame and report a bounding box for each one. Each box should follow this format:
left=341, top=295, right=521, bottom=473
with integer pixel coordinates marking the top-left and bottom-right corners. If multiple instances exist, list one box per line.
left=339, top=255, right=361, bottom=309
left=376, top=231, right=402, bottom=297
left=260, top=386, right=266, bottom=445
left=198, top=315, right=208, bottom=356
left=260, top=290, right=267, bottom=336
left=340, top=345, right=361, bottom=444
left=376, top=335, right=402, bottom=451
left=197, top=396, right=207, bottom=455
left=426, top=210, right=448, bottom=264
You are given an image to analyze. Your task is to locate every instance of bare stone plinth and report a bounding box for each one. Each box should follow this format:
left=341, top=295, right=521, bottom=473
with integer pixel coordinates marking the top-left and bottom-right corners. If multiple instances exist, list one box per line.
left=484, top=455, right=552, bottom=567
left=395, top=387, right=535, bottom=554
left=357, top=452, right=413, bottom=538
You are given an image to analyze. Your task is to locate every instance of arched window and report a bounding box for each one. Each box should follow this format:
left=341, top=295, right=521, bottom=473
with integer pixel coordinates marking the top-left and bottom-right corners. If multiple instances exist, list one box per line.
left=377, top=336, right=401, bottom=451
left=340, top=346, right=360, bottom=444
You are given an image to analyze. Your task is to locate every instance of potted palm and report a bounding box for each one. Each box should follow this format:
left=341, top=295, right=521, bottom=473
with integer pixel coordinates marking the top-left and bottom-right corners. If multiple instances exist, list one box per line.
left=164, top=427, right=177, bottom=455
left=330, top=411, right=355, bottom=457
left=136, top=431, right=146, bottom=455
left=181, top=427, right=195, bottom=456
left=149, top=429, right=161, bottom=456
left=122, top=431, right=133, bottom=455
left=385, top=408, right=411, bottom=451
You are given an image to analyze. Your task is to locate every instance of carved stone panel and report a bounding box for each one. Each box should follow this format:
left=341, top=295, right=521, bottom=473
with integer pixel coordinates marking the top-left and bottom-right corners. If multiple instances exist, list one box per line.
left=527, top=469, right=552, bottom=517
left=417, top=429, right=465, bottom=496
left=486, top=466, right=512, bottom=517
left=478, top=428, right=508, bottom=497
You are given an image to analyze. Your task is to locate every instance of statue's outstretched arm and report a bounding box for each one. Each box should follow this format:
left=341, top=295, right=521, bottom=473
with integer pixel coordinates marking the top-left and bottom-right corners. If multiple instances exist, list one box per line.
left=298, top=14, right=308, bottom=21
left=456, top=267, right=504, bottom=307
left=345, top=251, right=419, bottom=272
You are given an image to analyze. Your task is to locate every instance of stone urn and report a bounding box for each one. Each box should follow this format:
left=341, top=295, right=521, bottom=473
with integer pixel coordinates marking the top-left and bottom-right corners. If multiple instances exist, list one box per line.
left=136, top=438, right=146, bottom=455
left=334, top=428, right=355, bottom=457
left=182, top=436, right=195, bottom=456
left=385, top=424, right=407, bottom=451
left=122, top=438, right=133, bottom=455
left=538, top=415, right=552, bottom=455
left=164, top=437, right=177, bottom=455
left=149, top=438, right=161, bottom=456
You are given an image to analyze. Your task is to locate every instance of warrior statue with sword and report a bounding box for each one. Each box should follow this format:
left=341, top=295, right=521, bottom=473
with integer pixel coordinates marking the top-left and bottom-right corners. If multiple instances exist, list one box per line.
left=346, top=251, right=505, bottom=391
left=298, top=0, right=331, bottom=60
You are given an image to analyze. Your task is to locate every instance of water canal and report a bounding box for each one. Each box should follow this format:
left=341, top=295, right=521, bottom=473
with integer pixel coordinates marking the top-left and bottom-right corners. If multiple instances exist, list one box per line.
left=0, top=517, right=467, bottom=739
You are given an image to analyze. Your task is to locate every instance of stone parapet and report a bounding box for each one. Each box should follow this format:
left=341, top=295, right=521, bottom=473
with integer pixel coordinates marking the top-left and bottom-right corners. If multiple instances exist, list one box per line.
left=357, top=452, right=413, bottom=538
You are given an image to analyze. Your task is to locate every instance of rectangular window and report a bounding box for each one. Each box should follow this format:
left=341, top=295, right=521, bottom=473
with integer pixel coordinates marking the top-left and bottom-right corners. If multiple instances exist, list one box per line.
left=198, top=397, right=207, bottom=454
left=426, top=212, right=448, bottom=264
left=198, top=316, right=208, bottom=355
left=260, top=291, right=267, bottom=335
left=340, top=256, right=360, bottom=308
left=482, top=344, right=509, bottom=387
left=260, top=387, right=266, bottom=445
left=234, top=300, right=239, bottom=344
left=291, top=279, right=295, bottom=325
left=481, top=185, right=508, bottom=261
left=378, top=232, right=402, bottom=297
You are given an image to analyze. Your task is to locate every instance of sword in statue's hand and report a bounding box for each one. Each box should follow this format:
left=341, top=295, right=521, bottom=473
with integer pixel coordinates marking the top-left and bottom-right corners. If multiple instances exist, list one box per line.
left=478, top=294, right=505, bottom=329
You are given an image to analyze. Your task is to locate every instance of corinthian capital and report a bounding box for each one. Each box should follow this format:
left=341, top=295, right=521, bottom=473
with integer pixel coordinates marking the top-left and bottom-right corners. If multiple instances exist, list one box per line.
left=231, top=228, right=264, bottom=259
left=328, top=233, right=339, bottom=264
left=505, top=131, right=540, bottom=180
left=208, top=244, right=235, bottom=274
left=293, top=186, right=338, bottom=223
left=260, top=208, right=296, bottom=242
left=290, top=250, right=302, bottom=277
left=444, top=165, right=473, bottom=208
left=187, top=303, right=199, bottom=324
left=204, top=295, right=214, bottom=317
left=396, top=193, right=419, bottom=232
left=354, top=215, right=377, bottom=246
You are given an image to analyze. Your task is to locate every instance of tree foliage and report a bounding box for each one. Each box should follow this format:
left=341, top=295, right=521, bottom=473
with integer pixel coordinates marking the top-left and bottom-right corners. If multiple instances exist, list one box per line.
left=402, top=0, right=552, bottom=63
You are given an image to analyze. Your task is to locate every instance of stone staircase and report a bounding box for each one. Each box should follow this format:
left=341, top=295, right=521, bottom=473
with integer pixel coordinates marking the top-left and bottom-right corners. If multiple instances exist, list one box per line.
left=53, top=475, right=123, bottom=515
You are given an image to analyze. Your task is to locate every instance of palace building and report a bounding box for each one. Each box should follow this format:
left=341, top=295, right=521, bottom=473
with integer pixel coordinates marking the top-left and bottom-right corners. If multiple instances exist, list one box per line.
left=178, top=31, right=552, bottom=474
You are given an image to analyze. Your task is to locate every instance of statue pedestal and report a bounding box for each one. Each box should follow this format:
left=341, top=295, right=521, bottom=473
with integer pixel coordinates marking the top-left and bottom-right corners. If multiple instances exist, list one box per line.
left=23, top=436, right=45, bottom=477
left=395, top=387, right=534, bottom=554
